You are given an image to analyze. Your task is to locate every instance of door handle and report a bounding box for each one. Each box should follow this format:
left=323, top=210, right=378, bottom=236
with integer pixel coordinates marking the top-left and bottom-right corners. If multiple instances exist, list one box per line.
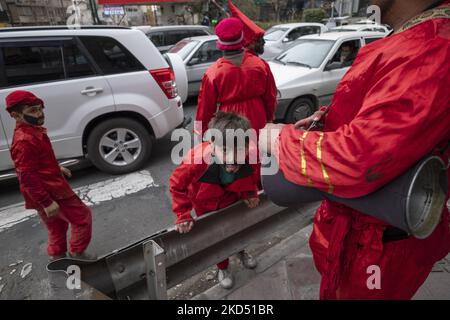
left=81, top=87, right=103, bottom=95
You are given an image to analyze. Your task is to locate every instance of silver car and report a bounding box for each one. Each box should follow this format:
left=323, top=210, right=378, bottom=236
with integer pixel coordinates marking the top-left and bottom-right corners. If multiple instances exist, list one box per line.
left=134, top=25, right=213, bottom=54
left=262, top=23, right=328, bottom=60
left=0, top=26, right=188, bottom=179
left=168, top=35, right=222, bottom=97
left=270, top=31, right=386, bottom=123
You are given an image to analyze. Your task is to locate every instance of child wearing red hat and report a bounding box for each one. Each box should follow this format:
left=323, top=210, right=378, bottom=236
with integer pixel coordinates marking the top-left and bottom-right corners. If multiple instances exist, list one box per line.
left=5, top=90, right=94, bottom=261
left=171, top=111, right=260, bottom=289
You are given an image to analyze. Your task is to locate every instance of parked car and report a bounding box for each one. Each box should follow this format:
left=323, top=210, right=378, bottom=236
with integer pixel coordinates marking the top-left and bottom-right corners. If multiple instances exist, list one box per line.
left=269, top=31, right=385, bottom=123
left=328, top=24, right=390, bottom=34
left=168, top=35, right=222, bottom=97
left=134, top=25, right=213, bottom=54
left=262, top=23, right=328, bottom=60
left=0, top=26, right=188, bottom=179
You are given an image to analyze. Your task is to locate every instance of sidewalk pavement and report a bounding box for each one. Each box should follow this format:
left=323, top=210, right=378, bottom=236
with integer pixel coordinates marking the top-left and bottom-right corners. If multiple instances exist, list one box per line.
left=193, top=223, right=450, bottom=300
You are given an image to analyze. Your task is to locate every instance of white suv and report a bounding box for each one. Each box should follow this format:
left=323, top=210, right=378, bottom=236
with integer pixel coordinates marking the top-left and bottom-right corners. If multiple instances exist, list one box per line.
left=0, top=26, right=188, bottom=178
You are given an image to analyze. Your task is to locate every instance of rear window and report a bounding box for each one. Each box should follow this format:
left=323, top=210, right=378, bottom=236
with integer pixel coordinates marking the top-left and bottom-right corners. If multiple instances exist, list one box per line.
left=165, top=30, right=192, bottom=46
left=189, top=30, right=209, bottom=37
left=148, top=32, right=164, bottom=47
left=168, top=40, right=200, bottom=60
left=1, top=44, right=65, bottom=87
left=80, top=36, right=145, bottom=75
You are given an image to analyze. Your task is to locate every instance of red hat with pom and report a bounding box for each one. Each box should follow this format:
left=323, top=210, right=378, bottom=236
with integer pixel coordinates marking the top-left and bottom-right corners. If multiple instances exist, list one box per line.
left=228, top=0, right=265, bottom=46
left=215, top=17, right=245, bottom=51
left=5, top=90, right=44, bottom=113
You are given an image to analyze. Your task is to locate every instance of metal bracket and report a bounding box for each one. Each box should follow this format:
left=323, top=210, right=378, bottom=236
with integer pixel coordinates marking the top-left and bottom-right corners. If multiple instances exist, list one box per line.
left=143, top=240, right=167, bottom=300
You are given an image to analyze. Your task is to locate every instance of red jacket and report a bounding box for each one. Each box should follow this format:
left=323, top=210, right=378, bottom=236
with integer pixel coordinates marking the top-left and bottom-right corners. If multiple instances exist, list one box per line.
left=169, top=143, right=259, bottom=224
left=11, top=122, right=75, bottom=210
left=195, top=50, right=277, bottom=136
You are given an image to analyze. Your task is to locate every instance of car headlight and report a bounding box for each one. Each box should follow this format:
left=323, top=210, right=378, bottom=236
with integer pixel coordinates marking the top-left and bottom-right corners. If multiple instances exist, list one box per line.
left=276, top=90, right=282, bottom=99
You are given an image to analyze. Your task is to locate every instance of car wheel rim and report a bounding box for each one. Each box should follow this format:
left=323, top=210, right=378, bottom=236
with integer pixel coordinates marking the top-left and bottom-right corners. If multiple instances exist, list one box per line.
left=293, top=103, right=312, bottom=122
left=99, top=128, right=142, bottom=167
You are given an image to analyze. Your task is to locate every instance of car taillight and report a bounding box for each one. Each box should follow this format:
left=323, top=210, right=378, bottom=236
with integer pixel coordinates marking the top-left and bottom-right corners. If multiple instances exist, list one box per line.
left=150, top=68, right=178, bottom=99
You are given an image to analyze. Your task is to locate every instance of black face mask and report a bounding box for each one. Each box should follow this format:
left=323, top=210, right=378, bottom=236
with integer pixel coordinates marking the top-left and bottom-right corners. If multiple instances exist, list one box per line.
left=23, top=114, right=44, bottom=126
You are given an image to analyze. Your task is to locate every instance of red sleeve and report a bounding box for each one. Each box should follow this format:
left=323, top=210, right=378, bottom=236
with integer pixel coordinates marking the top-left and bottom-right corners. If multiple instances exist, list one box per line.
left=195, top=73, right=218, bottom=136
left=169, top=161, right=197, bottom=224
left=262, top=61, right=277, bottom=122
left=276, top=45, right=450, bottom=198
left=12, top=141, right=54, bottom=208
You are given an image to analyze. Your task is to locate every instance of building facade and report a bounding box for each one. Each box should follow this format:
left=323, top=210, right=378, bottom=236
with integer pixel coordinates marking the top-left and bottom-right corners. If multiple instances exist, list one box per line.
left=2, top=0, right=73, bottom=26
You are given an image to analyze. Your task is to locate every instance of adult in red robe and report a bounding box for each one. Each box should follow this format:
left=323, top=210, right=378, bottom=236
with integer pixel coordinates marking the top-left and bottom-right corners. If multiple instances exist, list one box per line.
left=195, top=18, right=277, bottom=137
left=260, top=0, right=450, bottom=299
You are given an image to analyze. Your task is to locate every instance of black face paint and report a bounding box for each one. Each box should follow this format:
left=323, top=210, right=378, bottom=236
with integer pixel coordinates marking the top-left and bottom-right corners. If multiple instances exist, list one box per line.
left=23, top=114, right=44, bottom=126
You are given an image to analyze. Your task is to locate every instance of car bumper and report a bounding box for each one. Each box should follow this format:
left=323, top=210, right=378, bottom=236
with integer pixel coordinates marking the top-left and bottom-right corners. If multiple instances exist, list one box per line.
left=150, top=96, right=184, bottom=139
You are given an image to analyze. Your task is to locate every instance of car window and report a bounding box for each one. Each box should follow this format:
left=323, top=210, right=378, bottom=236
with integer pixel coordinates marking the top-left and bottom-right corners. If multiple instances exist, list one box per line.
left=264, top=28, right=289, bottom=41
left=79, top=36, right=145, bottom=75
left=148, top=32, right=164, bottom=47
left=165, top=31, right=191, bottom=46
left=374, top=28, right=386, bottom=33
left=300, top=26, right=321, bottom=36
left=189, top=30, right=209, bottom=37
left=361, top=28, right=374, bottom=31
left=189, top=40, right=221, bottom=65
left=365, top=37, right=383, bottom=45
left=275, top=39, right=335, bottom=68
left=328, top=39, right=361, bottom=68
left=1, top=44, right=64, bottom=87
left=168, top=40, right=200, bottom=60
left=329, top=28, right=354, bottom=32
left=287, top=28, right=303, bottom=41
left=63, top=42, right=96, bottom=79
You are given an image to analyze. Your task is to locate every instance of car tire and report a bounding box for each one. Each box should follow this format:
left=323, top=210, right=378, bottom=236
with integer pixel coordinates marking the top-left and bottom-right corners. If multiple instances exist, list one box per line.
left=87, top=118, right=153, bottom=175
left=285, top=98, right=315, bottom=124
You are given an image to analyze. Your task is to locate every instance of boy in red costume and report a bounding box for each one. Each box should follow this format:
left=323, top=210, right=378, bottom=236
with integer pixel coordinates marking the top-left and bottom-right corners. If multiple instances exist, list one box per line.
left=170, top=112, right=260, bottom=289
left=6, top=90, right=94, bottom=261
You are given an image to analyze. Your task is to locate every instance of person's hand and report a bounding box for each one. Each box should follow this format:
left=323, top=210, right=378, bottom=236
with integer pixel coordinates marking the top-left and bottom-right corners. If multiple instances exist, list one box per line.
left=259, top=123, right=285, bottom=156
left=244, top=197, right=260, bottom=209
left=294, top=108, right=327, bottom=130
left=176, top=221, right=194, bottom=234
left=44, top=201, right=60, bottom=218
left=60, top=166, right=72, bottom=178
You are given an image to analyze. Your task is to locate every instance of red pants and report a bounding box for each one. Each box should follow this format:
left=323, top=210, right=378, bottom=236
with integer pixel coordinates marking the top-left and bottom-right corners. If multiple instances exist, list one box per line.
left=37, top=195, right=92, bottom=256
left=310, top=200, right=450, bottom=300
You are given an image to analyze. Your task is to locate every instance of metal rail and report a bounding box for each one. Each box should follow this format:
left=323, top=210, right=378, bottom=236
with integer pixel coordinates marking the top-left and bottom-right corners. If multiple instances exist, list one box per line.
left=47, top=194, right=309, bottom=300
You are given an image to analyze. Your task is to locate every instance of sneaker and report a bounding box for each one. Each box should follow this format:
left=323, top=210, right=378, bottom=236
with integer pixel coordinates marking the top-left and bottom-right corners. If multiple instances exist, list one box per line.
left=238, top=251, right=257, bottom=269
left=69, top=251, right=97, bottom=262
left=217, top=268, right=234, bottom=289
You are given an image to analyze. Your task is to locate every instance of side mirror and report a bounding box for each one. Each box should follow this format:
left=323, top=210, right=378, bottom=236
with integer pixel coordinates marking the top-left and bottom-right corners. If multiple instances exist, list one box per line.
left=282, top=37, right=290, bottom=43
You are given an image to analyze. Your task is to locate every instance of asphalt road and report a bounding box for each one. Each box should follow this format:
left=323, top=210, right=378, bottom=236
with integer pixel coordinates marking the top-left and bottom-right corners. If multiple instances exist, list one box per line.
left=0, top=100, right=198, bottom=300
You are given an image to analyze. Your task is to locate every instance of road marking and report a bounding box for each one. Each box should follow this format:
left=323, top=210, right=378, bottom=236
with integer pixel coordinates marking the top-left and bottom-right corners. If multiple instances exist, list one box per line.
left=0, top=170, right=158, bottom=233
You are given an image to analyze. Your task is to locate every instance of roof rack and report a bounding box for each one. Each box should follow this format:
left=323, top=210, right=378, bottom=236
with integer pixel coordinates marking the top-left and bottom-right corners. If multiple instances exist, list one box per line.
left=0, top=25, right=131, bottom=33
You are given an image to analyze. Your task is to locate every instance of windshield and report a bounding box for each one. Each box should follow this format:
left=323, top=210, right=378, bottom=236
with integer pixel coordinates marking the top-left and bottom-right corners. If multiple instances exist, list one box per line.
left=275, top=39, right=335, bottom=68
left=264, top=28, right=289, bottom=41
left=168, top=40, right=200, bottom=60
